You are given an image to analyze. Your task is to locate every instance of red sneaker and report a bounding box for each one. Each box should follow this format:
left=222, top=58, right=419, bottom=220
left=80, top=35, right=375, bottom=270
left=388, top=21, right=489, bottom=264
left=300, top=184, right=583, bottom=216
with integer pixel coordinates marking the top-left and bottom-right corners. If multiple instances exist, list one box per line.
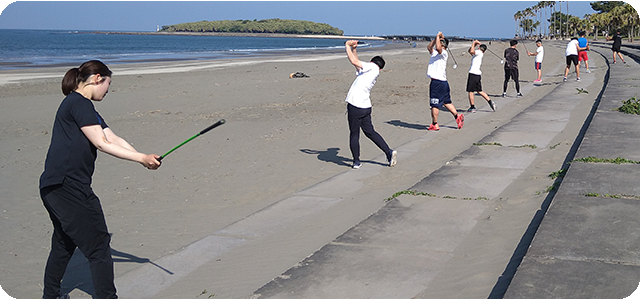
left=456, top=114, right=465, bottom=129
left=428, top=123, right=440, bottom=131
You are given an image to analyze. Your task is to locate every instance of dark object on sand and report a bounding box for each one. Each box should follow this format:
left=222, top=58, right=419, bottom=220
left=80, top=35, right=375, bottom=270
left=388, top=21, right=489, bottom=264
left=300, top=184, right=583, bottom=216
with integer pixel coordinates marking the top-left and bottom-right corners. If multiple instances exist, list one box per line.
left=289, top=72, right=310, bottom=78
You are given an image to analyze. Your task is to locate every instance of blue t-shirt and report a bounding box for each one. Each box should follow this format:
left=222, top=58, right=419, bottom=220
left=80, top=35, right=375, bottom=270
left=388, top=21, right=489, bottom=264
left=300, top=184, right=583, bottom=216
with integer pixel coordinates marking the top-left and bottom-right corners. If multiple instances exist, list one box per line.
left=40, top=92, right=108, bottom=188
left=578, top=37, right=588, bottom=49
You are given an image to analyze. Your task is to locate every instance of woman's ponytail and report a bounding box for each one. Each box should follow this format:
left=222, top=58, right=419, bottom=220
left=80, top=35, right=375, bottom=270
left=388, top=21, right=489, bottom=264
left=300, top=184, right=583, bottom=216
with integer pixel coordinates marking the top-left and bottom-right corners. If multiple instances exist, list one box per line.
left=61, top=68, right=80, bottom=96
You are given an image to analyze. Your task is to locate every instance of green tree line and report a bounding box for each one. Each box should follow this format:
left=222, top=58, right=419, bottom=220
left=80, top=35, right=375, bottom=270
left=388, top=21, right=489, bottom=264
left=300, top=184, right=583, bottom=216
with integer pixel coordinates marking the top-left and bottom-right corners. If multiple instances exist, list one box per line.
left=514, top=1, right=638, bottom=41
left=160, top=18, right=344, bottom=35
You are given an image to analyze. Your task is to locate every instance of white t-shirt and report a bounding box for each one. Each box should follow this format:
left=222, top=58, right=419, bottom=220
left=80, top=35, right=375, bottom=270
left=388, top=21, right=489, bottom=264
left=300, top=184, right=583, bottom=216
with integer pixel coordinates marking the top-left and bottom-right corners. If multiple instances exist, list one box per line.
left=427, top=48, right=448, bottom=81
left=535, top=46, right=544, bottom=63
left=468, top=50, right=484, bottom=75
left=565, top=40, right=579, bottom=56
left=345, top=61, right=379, bottom=109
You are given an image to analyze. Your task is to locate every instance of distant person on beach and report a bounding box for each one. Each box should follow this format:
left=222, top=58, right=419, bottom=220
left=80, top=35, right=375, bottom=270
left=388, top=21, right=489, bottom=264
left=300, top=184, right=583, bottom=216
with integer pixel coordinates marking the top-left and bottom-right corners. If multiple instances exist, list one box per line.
left=39, top=60, right=161, bottom=298
left=607, top=29, right=626, bottom=64
left=344, top=40, right=397, bottom=169
left=578, top=31, right=591, bottom=73
left=564, top=37, right=586, bottom=82
left=526, top=39, right=544, bottom=82
left=503, top=39, right=522, bottom=98
left=466, top=40, right=496, bottom=113
left=426, top=31, right=464, bottom=131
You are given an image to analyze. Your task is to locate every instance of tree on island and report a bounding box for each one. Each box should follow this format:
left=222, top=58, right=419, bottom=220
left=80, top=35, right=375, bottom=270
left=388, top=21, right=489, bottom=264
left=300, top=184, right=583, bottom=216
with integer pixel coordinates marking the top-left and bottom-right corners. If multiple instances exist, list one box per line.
left=160, top=19, right=344, bottom=36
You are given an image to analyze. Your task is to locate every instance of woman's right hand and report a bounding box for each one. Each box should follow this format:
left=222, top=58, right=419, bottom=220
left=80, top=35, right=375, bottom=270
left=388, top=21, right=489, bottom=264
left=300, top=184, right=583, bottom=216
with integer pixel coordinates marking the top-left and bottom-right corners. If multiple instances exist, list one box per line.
left=141, top=154, right=161, bottom=170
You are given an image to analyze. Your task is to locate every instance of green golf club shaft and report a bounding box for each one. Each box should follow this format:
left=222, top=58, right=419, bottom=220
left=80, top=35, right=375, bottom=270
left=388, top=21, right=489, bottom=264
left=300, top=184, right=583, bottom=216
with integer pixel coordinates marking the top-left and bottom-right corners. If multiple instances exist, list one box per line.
left=158, top=119, right=225, bottom=161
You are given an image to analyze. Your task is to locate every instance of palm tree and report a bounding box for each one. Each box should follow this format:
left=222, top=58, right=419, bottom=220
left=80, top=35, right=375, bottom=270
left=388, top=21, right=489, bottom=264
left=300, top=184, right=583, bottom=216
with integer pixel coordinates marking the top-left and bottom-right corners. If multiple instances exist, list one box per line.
left=566, top=1, right=569, bottom=38
left=622, top=3, right=638, bottom=42
left=588, top=13, right=601, bottom=40
left=551, top=1, right=557, bottom=38
left=602, top=12, right=613, bottom=36
left=524, top=7, right=534, bottom=38
left=610, top=5, right=626, bottom=32
left=514, top=11, right=523, bottom=37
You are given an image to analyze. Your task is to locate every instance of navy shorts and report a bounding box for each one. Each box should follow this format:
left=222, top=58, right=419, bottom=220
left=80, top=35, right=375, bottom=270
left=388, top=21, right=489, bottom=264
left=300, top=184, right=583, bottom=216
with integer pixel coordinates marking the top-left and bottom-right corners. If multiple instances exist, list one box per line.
left=535, top=62, right=542, bottom=70
left=429, top=79, right=451, bottom=108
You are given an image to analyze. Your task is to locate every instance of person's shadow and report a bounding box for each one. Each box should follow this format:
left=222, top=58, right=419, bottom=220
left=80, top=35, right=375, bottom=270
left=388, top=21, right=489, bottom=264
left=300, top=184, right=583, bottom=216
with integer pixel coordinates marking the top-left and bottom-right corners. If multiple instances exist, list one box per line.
left=59, top=247, right=172, bottom=297
left=300, top=147, right=387, bottom=167
left=300, top=147, right=351, bottom=167
left=386, top=120, right=429, bottom=130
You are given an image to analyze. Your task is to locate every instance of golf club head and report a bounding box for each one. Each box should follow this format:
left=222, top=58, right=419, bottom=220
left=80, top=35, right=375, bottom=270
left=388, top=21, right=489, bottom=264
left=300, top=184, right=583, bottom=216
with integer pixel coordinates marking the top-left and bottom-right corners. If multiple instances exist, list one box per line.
left=453, top=64, right=458, bottom=69
left=501, top=60, right=504, bottom=64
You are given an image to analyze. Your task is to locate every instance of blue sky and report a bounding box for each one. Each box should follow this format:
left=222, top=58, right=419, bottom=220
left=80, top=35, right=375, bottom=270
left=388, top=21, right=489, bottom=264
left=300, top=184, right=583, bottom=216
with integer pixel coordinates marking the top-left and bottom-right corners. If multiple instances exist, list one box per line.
left=0, top=1, right=598, bottom=38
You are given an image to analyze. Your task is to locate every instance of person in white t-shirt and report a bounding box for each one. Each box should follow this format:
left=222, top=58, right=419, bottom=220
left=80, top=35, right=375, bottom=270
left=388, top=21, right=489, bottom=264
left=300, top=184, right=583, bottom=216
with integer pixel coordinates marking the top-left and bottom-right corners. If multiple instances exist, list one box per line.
left=466, top=40, right=496, bottom=113
left=564, top=37, right=586, bottom=82
left=427, top=31, right=464, bottom=131
left=344, top=40, right=397, bottom=169
left=527, top=39, right=544, bottom=82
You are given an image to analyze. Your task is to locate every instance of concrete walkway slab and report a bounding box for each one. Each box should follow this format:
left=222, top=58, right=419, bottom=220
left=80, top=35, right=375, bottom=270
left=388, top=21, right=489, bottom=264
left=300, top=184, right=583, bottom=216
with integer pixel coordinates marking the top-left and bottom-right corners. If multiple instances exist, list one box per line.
left=504, top=194, right=640, bottom=299
left=252, top=197, right=488, bottom=299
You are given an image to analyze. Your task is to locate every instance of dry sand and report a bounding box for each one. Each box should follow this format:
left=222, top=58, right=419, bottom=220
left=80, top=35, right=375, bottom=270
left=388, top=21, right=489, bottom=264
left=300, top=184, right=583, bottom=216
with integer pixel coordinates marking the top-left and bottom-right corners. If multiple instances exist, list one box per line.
left=0, top=40, right=589, bottom=298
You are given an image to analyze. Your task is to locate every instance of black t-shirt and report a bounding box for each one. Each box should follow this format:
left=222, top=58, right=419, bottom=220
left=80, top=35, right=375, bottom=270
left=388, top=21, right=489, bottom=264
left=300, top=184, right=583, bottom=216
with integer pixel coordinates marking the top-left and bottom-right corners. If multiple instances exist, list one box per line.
left=504, top=48, right=519, bottom=70
left=613, top=33, right=622, bottom=48
left=40, top=92, right=108, bottom=189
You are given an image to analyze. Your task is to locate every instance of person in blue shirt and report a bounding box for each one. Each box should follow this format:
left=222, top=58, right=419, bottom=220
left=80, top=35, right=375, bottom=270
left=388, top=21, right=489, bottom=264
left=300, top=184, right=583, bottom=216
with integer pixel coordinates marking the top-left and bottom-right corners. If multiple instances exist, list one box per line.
left=578, top=31, right=591, bottom=73
left=39, top=60, right=161, bottom=298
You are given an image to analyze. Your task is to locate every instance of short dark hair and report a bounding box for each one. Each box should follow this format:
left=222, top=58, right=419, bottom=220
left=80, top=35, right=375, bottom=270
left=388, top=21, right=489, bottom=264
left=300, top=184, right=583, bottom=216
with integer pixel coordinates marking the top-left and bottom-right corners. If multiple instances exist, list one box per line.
left=536, top=39, right=542, bottom=43
left=441, top=37, right=449, bottom=49
left=510, top=39, right=518, bottom=46
left=479, top=44, right=487, bottom=52
left=371, top=56, right=385, bottom=70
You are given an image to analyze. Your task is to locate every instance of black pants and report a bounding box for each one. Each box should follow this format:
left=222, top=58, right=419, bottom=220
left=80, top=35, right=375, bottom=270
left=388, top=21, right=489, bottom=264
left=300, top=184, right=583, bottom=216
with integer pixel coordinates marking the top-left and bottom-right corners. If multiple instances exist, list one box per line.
left=347, top=103, right=391, bottom=162
left=503, top=68, right=520, bottom=93
left=40, top=178, right=117, bottom=299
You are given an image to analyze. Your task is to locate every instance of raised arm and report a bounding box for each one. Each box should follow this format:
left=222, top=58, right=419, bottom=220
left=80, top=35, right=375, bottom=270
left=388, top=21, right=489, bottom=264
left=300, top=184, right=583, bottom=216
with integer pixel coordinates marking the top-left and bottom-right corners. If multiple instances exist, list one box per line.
left=345, top=40, right=363, bottom=70
left=469, top=40, right=480, bottom=55
left=428, top=31, right=444, bottom=54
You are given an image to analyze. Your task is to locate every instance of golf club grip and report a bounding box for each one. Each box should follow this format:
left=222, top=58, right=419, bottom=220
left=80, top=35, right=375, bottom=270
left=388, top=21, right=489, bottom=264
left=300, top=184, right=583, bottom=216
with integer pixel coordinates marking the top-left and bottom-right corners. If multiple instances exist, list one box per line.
left=199, top=119, right=226, bottom=135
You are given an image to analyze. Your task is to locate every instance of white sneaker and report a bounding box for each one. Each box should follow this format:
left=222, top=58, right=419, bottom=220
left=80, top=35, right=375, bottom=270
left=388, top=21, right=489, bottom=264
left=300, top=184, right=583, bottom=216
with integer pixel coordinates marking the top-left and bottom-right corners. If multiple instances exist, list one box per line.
left=388, top=150, right=397, bottom=167
left=352, top=161, right=361, bottom=169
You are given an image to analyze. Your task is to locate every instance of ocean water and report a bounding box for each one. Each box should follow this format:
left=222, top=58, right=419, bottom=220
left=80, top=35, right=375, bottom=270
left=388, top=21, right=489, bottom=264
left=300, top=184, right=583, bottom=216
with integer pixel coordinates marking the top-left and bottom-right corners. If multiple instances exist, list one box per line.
left=0, top=29, right=385, bottom=70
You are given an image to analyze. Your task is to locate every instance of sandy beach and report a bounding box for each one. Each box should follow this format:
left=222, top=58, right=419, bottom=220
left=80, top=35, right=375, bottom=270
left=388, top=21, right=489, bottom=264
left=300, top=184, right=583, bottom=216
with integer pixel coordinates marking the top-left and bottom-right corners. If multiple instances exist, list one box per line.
left=0, top=39, right=596, bottom=298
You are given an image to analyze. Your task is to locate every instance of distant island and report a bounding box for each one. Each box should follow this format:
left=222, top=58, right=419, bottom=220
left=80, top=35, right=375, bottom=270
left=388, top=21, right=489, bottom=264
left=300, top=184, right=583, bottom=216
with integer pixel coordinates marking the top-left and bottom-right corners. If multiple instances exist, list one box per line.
left=160, top=18, right=344, bottom=36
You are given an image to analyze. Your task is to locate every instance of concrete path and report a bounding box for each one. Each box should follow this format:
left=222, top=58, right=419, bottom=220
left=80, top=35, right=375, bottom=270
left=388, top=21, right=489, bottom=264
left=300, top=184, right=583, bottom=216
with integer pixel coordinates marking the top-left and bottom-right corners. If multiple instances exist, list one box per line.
left=503, top=43, right=640, bottom=298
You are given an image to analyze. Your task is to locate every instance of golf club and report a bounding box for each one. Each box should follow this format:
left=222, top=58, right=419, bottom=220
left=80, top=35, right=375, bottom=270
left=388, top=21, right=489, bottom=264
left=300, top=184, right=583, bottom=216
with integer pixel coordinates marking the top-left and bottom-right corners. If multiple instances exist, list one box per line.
left=158, top=119, right=226, bottom=161
left=446, top=48, right=458, bottom=69
left=520, top=39, right=529, bottom=54
left=485, top=48, right=504, bottom=64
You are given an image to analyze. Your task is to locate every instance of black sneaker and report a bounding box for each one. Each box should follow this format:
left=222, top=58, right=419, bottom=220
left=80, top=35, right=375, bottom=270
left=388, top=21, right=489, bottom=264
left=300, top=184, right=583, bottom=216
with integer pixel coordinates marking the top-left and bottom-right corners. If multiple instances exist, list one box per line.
left=352, top=161, right=361, bottom=169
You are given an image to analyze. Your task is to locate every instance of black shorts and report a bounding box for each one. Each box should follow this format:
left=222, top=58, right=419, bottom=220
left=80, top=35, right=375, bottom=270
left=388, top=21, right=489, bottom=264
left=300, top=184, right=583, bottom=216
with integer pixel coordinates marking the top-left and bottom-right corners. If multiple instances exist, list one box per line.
left=566, top=55, right=579, bottom=66
left=466, top=73, right=483, bottom=92
left=612, top=44, right=621, bottom=52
